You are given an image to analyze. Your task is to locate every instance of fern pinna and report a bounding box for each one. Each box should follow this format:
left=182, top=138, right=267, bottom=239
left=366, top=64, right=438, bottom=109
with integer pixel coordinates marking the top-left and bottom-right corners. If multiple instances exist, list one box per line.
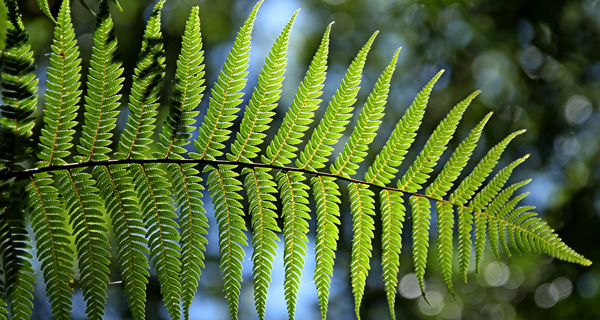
left=0, top=0, right=592, bottom=320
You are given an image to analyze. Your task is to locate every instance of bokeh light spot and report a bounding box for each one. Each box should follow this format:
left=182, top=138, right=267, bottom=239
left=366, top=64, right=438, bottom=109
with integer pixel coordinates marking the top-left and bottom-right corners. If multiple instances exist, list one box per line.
left=399, top=273, right=421, bottom=299
left=565, top=95, right=593, bottom=124
left=535, top=283, right=560, bottom=308
left=484, top=262, right=510, bottom=287
left=552, top=277, right=573, bottom=300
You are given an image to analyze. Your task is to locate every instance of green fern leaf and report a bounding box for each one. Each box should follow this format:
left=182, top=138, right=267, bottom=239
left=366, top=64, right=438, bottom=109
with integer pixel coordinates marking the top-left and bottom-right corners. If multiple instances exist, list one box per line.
left=38, top=3, right=113, bottom=319
left=293, top=30, right=377, bottom=320
left=496, top=192, right=529, bottom=256
left=0, top=298, right=6, bottom=320
left=426, top=112, right=493, bottom=295
left=78, top=2, right=149, bottom=318
left=450, top=129, right=525, bottom=282
left=296, top=31, right=377, bottom=171
left=262, top=23, right=331, bottom=167
left=228, top=10, right=296, bottom=164
left=207, top=165, right=247, bottom=320
left=0, top=186, right=35, bottom=319
left=0, top=0, right=39, bottom=173
left=485, top=179, right=531, bottom=265
left=130, top=163, right=181, bottom=319
left=352, top=71, right=441, bottom=316
left=317, top=48, right=399, bottom=319
left=500, top=207, right=591, bottom=266
left=191, top=2, right=263, bottom=318
left=30, top=1, right=84, bottom=317
left=35, top=0, right=57, bottom=23
left=470, top=155, right=529, bottom=272
left=348, top=182, right=375, bottom=319
left=379, top=189, right=404, bottom=317
left=400, top=91, right=478, bottom=298
left=115, top=1, right=182, bottom=318
left=193, top=0, right=263, bottom=160
left=245, top=167, right=280, bottom=320
left=223, top=10, right=296, bottom=319
left=36, top=0, right=81, bottom=168
left=94, top=164, right=150, bottom=320
left=156, top=7, right=207, bottom=319
left=77, top=0, right=124, bottom=163
left=257, top=21, right=331, bottom=320
left=27, top=174, right=74, bottom=319
left=365, top=70, right=443, bottom=186
left=311, top=174, right=341, bottom=319
left=278, top=170, right=310, bottom=319
left=117, top=0, right=166, bottom=160
left=0, top=3, right=37, bottom=315
left=331, top=47, right=400, bottom=177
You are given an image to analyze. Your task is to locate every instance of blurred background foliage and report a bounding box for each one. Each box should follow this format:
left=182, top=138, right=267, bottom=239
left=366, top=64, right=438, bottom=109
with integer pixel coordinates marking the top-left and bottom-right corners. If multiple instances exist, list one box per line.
left=14, top=0, right=600, bottom=319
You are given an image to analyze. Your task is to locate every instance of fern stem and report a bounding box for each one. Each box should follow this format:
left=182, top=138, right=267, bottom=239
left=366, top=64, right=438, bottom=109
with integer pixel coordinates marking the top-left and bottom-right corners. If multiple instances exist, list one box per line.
left=0, top=157, right=526, bottom=211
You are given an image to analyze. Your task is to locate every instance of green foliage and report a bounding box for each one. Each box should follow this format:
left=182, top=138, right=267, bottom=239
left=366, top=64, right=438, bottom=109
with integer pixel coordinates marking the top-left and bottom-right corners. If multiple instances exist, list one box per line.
left=0, top=1, right=592, bottom=320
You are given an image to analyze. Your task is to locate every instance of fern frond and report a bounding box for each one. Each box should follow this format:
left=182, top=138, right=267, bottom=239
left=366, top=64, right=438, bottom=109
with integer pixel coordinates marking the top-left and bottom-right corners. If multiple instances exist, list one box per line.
left=58, top=169, right=110, bottom=320
left=37, top=3, right=112, bottom=319
left=226, top=11, right=296, bottom=319
left=496, top=192, right=529, bottom=256
left=193, top=0, right=263, bottom=161
left=27, top=2, right=83, bottom=317
left=0, top=186, right=35, bottom=319
left=229, top=10, right=296, bottom=164
left=257, top=30, right=332, bottom=315
left=37, top=0, right=81, bottom=168
left=35, top=0, right=57, bottom=23
left=76, top=3, right=149, bottom=318
left=469, top=155, right=529, bottom=272
left=245, top=167, right=279, bottom=320
left=94, top=165, right=149, bottom=320
left=311, top=174, right=340, bottom=319
left=450, top=129, right=525, bottom=282
left=117, top=0, right=166, bottom=160
left=130, top=163, right=181, bottom=319
left=498, top=207, right=591, bottom=265
left=296, top=31, right=377, bottom=171
left=156, top=7, right=207, bottom=319
left=399, top=91, right=478, bottom=298
left=0, top=298, right=6, bottom=320
left=191, top=2, right=262, bottom=318
left=157, top=5, right=205, bottom=161
left=348, top=182, right=375, bottom=319
left=262, top=23, right=331, bottom=167
left=0, top=3, right=37, bottom=314
left=249, top=21, right=331, bottom=320
left=379, top=189, right=404, bottom=317
left=313, top=48, right=399, bottom=319
left=399, top=91, right=479, bottom=192
left=426, top=112, right=492, bottom=294
left=486, top=179, right=531, bottom=265
left=207, top=165, right=247, bottom=320
left=115, top=2, right=182, bottom=318
left=365, top=70, right=444, bottom=186
left=409, top=195, right=430, bottom=300
left=0, top=0, right=39, bottom=173
left=279, top=170, right=310, bottom=320
left=77, top=0, right=124, bottom=163
left=352, top=71, right=441, bottom=317
left=27, top=174, right=74, bottom=319
left=331, top=47, right=400, bottom=177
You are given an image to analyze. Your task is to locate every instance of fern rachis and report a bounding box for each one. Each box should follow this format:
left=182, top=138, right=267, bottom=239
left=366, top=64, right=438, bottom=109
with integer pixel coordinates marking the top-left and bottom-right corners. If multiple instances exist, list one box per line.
left=0, top=1, right=592, bottom=320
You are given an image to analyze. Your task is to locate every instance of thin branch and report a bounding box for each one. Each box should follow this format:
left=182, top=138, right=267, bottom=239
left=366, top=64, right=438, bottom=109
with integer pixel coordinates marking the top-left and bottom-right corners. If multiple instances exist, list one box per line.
left=1, top=157, right=466, bottom=210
